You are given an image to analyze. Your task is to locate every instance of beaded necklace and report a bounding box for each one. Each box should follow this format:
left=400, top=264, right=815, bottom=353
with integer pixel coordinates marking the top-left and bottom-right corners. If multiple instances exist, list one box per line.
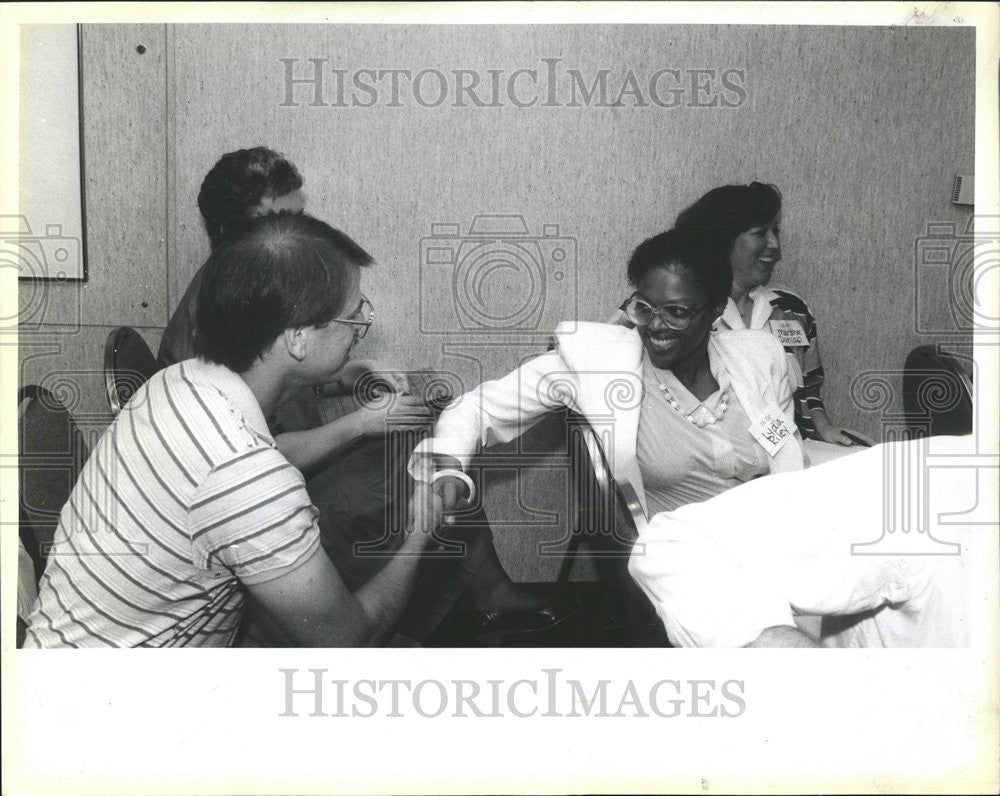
left=649, top=366, right=729, bottom=428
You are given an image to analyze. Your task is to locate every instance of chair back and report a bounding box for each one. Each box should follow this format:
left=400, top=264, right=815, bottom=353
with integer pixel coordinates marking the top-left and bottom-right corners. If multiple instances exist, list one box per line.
left=902, top=345, right=973, bottom=436
left=558, top=411, right=669, bottom=645
left=104, top=326, right=159, bottom=413
left=18, top=385, right=90, bottom=585
left=564, top=411, right=645, bottom=564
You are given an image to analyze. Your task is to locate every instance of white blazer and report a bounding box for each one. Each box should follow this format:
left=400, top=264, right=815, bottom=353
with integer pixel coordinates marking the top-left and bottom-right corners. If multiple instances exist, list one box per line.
left=410, top=322, right=805, bottom=516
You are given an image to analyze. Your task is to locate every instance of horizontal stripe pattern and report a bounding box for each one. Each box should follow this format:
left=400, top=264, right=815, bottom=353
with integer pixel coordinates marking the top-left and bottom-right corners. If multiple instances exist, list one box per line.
left=24, top=360, right=320, bottom=648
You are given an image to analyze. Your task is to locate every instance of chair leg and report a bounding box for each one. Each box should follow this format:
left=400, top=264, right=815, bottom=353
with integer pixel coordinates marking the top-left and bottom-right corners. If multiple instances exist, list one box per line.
left=556, top=518, right=584, bottom=584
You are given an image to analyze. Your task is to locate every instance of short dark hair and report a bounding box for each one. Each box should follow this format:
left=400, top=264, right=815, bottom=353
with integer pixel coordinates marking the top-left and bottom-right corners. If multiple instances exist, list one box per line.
left=197, top=147, right=304, bottom=249
left=626, top=226, right=733, bottom=307
left=674, top=182, right=783, bottom=257
left=195, top=213, right=373, bottom=373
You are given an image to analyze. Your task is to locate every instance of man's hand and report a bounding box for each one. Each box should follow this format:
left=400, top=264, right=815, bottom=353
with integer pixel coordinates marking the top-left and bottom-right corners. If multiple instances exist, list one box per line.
left=408, top=480, right=445, bottom=538
left=430, top=455, right=473, bottom=517
left=745, top=625, right=820, bottom=648
left=325, top=358, right=411, bottom=397
left=352, top=394, right=434, bottom=436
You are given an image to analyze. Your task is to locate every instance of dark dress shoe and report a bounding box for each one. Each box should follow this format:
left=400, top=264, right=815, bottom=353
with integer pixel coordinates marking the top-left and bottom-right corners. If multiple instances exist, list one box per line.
left=471, top=607, right=563, bottom=635
left=470, top=597, right=585, bottom=639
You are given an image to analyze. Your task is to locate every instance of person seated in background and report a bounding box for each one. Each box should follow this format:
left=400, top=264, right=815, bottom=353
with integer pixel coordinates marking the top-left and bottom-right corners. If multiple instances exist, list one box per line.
left=674, top=182, right=861, bottom=447
left=628, top=434, right=978, bottom=648
left=24, top=213, right=441, bottom=647
left=159, top=147, right=563, bottom=642
left=411, top=226, right=806, bottom=530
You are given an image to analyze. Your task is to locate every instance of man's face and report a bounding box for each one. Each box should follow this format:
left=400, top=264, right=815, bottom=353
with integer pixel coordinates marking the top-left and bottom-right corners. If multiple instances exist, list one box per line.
left=251, top=188, right=306, bottom=217
left=307, top=275, right=366, bottom=380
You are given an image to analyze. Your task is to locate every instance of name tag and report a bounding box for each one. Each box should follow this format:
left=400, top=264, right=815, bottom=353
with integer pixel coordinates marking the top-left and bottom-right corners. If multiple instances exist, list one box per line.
left=768, top=319, right=809, bottom=347
left=748, top=410, right=792, bottom=457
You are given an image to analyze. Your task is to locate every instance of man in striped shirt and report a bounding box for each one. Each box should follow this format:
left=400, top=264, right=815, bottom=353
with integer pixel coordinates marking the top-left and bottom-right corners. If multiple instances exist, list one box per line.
left=25, top=213, right=439, bottom=647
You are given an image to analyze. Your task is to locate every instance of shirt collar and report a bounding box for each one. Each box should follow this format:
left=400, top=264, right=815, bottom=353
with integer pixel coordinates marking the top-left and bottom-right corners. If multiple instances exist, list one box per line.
left=720, top=286, right=782, bottom=330
left=182, top=358, right=274, bottom=444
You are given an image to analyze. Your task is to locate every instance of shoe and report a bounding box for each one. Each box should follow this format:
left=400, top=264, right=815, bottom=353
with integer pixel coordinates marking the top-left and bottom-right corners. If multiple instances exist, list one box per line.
left=470, top=597, right=585, bottom=639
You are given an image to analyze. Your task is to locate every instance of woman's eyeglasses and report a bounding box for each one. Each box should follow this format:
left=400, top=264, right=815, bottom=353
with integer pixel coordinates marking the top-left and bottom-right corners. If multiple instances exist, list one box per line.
left=330, top=294, right=374, bottom=340
left=620, top=294, right=707, bottom=330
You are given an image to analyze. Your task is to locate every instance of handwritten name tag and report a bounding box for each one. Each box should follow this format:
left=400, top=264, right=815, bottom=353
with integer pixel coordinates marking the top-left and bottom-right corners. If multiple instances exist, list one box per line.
left=768, top=319, right=809, bottom=347
left=749, top=410, right=792, bottom=457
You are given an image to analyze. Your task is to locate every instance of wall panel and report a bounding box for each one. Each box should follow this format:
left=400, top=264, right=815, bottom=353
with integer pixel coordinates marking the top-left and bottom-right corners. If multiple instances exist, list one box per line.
left=19, top=24, right=975, bottom=582
left=165, top=24, right=974, bottom=579
left=18, top=24, right=168, bottom=444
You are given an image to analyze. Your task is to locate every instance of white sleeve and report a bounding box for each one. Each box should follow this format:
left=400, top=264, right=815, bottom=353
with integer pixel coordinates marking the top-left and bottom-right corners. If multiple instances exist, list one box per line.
left=408, top=349, right=577, bottom=481
left=628, top=511, right=797, bottom=648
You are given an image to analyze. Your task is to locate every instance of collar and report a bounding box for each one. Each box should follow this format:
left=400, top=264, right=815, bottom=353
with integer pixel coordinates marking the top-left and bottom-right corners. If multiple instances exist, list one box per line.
left=720, top=285, right=782, bottom=330
left=182, top=358, right=274, bottom=444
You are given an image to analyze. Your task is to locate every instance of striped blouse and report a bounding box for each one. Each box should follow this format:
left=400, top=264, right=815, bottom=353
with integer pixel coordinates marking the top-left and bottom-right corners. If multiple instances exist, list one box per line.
left=717, top=284, right=827, bottom=440
left=24, top=359, right=320, bottom=648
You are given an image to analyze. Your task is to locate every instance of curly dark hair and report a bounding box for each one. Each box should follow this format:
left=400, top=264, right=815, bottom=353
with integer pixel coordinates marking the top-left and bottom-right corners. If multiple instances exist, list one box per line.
left=197, top=147, right=304, bottom=248
left=626, top=226, right=733, bottom=308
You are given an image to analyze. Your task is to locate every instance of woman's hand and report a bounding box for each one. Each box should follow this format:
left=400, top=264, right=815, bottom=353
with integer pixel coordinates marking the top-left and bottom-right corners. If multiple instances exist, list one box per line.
left=407, top=480, right=445, bottom=537
left=430, top=455, right=473, bottom=517
left=813, top=413, right=854, bottom=446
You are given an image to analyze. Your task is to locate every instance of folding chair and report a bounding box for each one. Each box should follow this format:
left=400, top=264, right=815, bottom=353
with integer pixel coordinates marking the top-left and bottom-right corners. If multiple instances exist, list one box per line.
left=104, top=326, right=159, bottom=413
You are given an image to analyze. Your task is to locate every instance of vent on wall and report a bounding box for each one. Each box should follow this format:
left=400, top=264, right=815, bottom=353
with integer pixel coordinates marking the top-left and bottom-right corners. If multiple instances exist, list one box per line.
left=952, top=174, right=974, bottom=205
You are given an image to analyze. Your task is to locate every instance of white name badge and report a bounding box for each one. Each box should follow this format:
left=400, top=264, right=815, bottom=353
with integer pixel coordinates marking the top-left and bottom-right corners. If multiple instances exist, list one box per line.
left=768, top=319, right=809, bottom=347
left=748, top=410, right=792, bottom=457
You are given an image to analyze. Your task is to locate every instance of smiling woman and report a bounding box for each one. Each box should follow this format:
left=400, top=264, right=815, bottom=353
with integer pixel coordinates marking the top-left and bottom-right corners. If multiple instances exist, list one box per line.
left=410, top=226, right=806, bottom=523
left=676, top=183, right=854, bottom=446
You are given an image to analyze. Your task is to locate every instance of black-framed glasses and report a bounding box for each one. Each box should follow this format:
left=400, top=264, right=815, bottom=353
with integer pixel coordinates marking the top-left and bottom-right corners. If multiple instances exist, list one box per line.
left=331, top=294, right=374, bottom=340
left=620, top=294, right=707, bottom=330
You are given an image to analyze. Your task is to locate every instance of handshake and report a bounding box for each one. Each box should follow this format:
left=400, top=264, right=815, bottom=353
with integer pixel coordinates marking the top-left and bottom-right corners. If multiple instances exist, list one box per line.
left=407, top=455, right=477, bottom=537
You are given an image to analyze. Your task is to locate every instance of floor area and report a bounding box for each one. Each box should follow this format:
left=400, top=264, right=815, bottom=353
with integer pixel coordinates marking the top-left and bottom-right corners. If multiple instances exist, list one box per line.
left=424, top=580, right=672, bottom=648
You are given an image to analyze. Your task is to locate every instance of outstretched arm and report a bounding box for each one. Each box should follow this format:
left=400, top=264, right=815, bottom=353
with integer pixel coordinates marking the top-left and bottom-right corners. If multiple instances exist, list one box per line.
left=246, top=482, right=440, bottom=646
left=275, top=394, right=433, bottom=475
left=409, top=349, right=574, bottom=477
left=274, top=358, right=430, bottom=475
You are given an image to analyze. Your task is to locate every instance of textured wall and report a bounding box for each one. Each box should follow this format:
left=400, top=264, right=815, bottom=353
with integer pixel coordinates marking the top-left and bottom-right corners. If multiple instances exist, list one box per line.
left=19, top=24, right=167, bottom=426
left=20, top=23, right=975, bottom=581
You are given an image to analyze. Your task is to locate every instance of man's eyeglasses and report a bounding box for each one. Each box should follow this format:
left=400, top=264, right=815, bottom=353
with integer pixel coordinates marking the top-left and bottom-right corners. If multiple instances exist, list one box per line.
left=330, top=294, right=374, bottom=340
left=620, top=294, right=707, bottom=330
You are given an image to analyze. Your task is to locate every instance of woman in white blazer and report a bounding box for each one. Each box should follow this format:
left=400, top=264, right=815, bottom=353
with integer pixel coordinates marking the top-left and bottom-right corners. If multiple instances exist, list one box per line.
left=410, top=227, right=805, bottom=520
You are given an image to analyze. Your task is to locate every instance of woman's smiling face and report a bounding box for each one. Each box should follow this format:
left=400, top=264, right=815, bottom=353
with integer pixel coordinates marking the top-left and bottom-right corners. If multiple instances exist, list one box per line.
left=730, top=211, right=781, bottom=293
left=634, top=263, right=717, bottom=371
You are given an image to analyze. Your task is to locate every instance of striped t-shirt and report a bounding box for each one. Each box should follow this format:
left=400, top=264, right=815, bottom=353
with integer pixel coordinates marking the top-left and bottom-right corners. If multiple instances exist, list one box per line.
left=24, top=359, right=320, bottom=648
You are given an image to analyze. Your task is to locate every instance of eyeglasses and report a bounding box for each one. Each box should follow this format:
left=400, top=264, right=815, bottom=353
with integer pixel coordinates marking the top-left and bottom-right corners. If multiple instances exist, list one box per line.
left=620, top=294, right=708, bottom=330
left=330, top=294, right=374, bottom=340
